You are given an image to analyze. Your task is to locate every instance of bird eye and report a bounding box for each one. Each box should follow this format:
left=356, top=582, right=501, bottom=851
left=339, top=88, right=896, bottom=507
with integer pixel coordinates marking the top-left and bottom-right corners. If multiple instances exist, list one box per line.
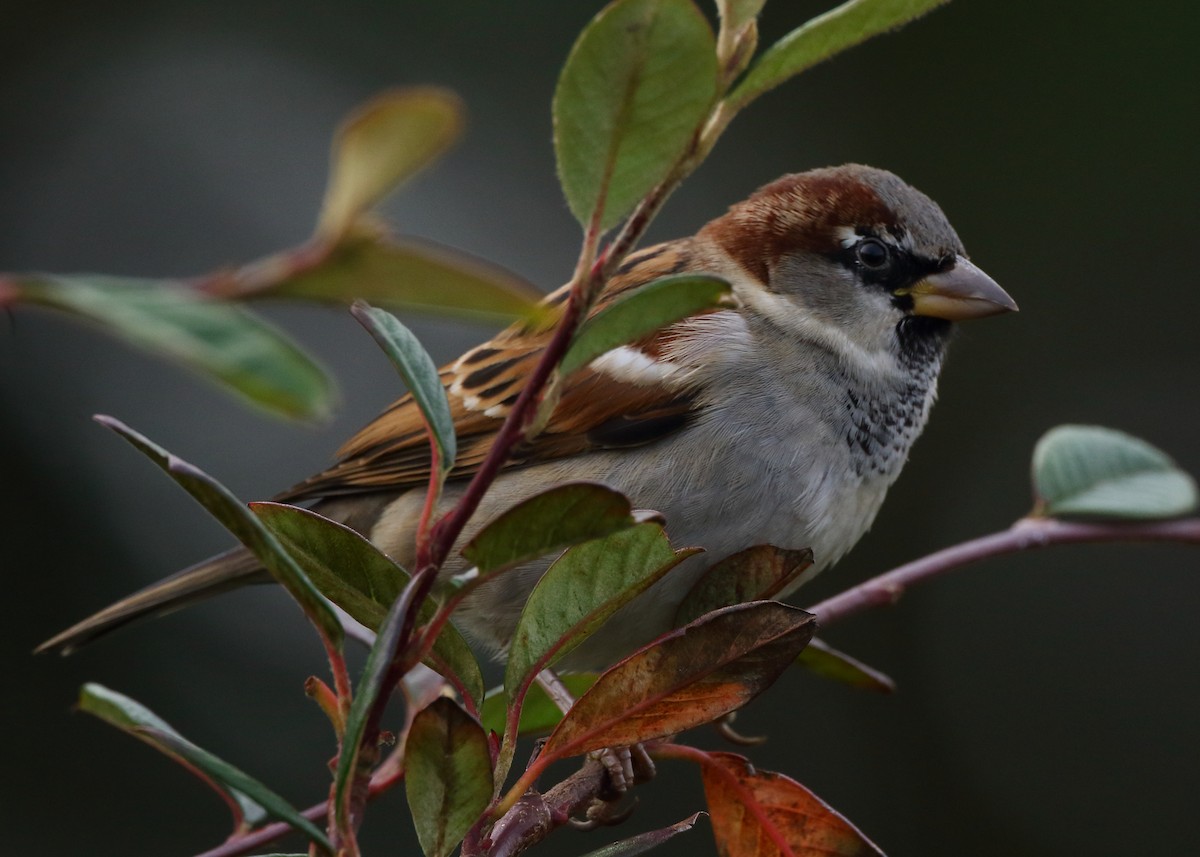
left=856, top=238, right=890, bottom=269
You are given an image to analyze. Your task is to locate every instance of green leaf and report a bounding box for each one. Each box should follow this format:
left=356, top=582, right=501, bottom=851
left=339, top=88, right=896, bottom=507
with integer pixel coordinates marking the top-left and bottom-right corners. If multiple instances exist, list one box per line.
left=404, top=698, right=493, bottom=857
left=95, top=416, right=343, bottom=645
left=504, top=523, right=697, bottom=699
left=462, top=482, right=640, bottom=574
left=351, top=301, right=455, bottom=477
left=796, top=638, right=895, bottom=694
left=674, top=544, right=814, bottom=627
left=12, top=275, right=331, bottom=421
left=479, top=673, right=599, bottom=737
left=554, top=0, right=718, bottom=231
left=334, top=568, right=423, bottom=833
left=317, top=87, right=464, bottom=238
left=729, top=0, right=950, bottom=112
left=574, top=812, right=705, bottom=857
left=263, top=230, right=544, bottom=324
left=79, top=684, right=330, bottom=849
left=540, top=602, right=814, bottom=760
left=559, top=274, right=731, bottom=377
left=1032, top=425, right=1198, bottom=520
left=252, top=502, right=484, bottom=708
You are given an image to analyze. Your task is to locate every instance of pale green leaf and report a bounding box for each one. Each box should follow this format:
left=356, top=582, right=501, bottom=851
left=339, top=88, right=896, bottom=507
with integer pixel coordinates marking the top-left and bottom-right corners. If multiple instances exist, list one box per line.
left=79, top=684, right=328, bottom=848
left=729, top=0, right=949, bottom=111
left=13, top=275, right=331, bottom=421
left=352, top=301, right=455, bottom=476
left=555, top=0, right=718, bottom=230
left=560, top=274, right=730, bottom=377
left=1032, top=425, right=1198, bottom=520
left=318, top=87, right=463, bottom=238
left=405, top=698, right=493, bottom=857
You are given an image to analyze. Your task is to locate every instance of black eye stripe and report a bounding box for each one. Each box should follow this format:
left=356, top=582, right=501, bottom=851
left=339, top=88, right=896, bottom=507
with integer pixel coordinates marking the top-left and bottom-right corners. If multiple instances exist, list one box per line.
left=833, top=231, right=950, bottom=300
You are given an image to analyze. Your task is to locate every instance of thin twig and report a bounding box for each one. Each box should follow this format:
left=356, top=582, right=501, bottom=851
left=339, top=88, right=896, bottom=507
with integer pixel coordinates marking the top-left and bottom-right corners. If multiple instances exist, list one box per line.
left=808, top=516, right=1200, bottom=628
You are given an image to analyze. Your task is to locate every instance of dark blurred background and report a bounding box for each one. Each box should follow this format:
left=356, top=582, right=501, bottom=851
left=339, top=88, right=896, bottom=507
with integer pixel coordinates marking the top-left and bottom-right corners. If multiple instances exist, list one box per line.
left=3, top=1, right=1198, bottom=854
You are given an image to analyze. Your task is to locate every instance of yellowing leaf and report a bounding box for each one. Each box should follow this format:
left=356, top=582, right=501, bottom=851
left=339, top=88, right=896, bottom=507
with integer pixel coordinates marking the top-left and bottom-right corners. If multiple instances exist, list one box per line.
left=318, top=87, right=463, bottom=238
left=263, top=230, right=542, bottom=323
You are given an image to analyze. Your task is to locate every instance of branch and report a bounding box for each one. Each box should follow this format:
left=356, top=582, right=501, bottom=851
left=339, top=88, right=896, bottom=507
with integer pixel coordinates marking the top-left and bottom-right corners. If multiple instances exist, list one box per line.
left=808, top=516, right=1200, bottom=627
left=484, top=756, right=611, bottom=857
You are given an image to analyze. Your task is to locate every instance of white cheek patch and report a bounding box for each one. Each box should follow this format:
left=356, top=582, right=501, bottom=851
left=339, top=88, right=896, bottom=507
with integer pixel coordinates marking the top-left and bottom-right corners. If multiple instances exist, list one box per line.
left=589, top=345, right=678, bottom=385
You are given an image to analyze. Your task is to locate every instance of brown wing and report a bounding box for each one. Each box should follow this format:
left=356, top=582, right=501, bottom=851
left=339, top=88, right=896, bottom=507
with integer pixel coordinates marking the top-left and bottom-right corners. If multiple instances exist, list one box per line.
left=278, top=237, right=723, bottom=502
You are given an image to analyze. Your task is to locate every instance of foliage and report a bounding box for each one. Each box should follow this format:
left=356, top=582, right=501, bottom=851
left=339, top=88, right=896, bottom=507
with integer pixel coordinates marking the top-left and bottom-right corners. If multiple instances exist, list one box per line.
left=9, top=1, right=1198, bottom=856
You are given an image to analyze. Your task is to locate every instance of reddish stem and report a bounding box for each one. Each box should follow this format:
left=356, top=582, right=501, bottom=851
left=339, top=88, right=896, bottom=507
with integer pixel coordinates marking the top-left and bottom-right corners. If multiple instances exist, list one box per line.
left=191, top=767, right=398, bottom=857
left=423, top=289, right=587, bottom=572
left=809, top=516, right=1200, bottom=627
left=413, top=441, right=443, bottom=570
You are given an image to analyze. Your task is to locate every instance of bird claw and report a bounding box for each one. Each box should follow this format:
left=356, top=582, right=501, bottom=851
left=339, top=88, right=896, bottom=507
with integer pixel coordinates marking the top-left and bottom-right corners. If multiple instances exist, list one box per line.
left=589, top=743, right=657, bottom=795
left=714, top=711, right=767, bottom=746
left=591, top=746, right=635, bottom=793
left=569, top=795, right=638, bottom=830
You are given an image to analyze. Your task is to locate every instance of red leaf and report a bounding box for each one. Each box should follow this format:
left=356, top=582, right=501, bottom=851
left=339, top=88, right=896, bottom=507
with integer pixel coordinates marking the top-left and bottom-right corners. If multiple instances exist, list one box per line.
left=701, top=751, right=884, bottom=857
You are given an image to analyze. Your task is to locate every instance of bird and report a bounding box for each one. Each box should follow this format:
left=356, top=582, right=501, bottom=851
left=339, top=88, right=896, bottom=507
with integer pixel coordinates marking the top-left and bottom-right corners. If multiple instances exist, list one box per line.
left=39, top=164, right=1016, bottom=668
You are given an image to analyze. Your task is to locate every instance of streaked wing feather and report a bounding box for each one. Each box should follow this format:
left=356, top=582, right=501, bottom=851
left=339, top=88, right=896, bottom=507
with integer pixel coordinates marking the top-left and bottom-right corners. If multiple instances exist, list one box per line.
left=279, top=238, right=718, bottom=502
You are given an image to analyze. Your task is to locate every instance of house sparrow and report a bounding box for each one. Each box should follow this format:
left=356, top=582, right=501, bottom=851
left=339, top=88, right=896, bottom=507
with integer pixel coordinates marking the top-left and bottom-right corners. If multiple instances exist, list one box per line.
left=40, top=164, right=1016, bottom=667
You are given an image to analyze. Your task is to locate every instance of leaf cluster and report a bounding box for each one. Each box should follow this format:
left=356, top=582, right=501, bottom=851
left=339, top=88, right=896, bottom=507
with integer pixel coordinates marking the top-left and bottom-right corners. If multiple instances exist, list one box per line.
left=12, top=1, right=1198, bottom=856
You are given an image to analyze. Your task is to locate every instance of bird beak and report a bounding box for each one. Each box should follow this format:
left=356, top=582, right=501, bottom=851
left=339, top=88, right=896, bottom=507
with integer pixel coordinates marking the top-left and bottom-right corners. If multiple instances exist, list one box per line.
left=900, top=256, right=1018, bottom=321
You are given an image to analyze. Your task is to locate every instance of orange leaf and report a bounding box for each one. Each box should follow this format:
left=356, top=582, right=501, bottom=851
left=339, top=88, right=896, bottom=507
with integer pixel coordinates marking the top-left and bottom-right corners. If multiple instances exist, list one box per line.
left=701, top=751, right=883, bottom=857
left=539, top=602, right=814, bottom=760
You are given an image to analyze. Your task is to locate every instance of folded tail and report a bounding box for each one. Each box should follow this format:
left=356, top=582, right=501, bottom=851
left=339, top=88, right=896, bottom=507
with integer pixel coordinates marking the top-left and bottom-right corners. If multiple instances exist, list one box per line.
left=36, top=548, right=269, bottom=655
